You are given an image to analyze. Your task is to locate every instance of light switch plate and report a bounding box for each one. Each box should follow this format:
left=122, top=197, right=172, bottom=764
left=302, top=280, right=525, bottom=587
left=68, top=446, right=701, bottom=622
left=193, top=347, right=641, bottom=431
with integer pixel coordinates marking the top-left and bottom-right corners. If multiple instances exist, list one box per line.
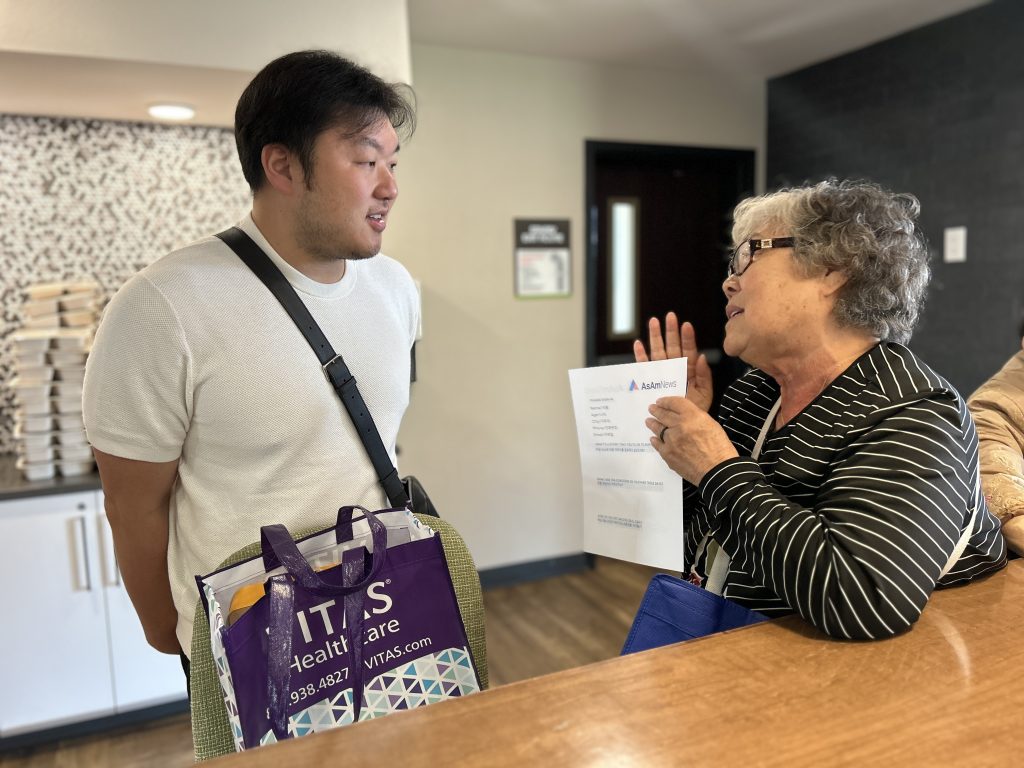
left=943, top=226, right=967, bottom=263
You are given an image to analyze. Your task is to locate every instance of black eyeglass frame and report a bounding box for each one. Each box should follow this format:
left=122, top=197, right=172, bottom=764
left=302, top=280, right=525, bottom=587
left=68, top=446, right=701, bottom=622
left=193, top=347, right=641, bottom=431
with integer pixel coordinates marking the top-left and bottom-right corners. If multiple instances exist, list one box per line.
left=728, top=237, right=796, bottom=277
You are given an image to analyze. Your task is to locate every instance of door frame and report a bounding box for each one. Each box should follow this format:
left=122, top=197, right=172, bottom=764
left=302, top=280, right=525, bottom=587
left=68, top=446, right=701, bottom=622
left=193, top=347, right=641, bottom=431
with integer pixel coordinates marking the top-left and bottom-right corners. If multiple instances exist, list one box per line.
left=584, top=140, right=755, bottom=367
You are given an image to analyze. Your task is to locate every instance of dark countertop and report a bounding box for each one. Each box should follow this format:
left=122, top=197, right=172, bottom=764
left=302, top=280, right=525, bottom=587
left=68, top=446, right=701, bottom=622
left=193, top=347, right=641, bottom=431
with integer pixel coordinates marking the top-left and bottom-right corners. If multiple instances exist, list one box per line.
left=0, top=453, right=102, bottom=502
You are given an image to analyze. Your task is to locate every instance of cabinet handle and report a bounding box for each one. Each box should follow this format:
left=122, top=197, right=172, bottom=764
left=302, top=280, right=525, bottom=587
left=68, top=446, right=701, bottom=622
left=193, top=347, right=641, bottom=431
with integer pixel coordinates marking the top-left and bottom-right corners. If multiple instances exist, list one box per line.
left=72, top=515, right=92, bottom=591
left=99, top=514, right=121, bottom=587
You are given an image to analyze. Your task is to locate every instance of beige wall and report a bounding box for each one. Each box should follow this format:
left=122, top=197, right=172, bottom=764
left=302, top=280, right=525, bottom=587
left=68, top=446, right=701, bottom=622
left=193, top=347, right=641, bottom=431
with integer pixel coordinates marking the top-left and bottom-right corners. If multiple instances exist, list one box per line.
left=386, top=44, right=764, bottom=570
left=0, top=0, right=411, bottom=80
left=0, top=0, right=411, bottom=125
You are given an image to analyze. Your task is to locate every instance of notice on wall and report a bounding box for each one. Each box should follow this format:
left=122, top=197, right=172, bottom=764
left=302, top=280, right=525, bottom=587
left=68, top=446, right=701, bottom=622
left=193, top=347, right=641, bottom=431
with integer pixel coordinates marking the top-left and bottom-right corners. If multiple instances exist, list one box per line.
left=514, top=219, right=571, bottom=298
left=568, top=358, right=686, bottom=570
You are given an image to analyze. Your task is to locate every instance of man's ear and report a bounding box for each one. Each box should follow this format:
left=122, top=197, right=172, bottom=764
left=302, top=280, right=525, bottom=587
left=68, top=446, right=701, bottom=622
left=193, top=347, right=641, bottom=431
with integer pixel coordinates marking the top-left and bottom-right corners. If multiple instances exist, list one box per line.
left=261, top=144, right=300, bottom=194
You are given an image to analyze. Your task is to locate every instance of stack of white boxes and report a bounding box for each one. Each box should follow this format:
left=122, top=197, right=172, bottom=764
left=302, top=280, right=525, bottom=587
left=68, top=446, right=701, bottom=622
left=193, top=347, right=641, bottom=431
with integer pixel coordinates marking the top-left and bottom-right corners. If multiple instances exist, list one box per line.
left=11, top=282, right=101, bottom=481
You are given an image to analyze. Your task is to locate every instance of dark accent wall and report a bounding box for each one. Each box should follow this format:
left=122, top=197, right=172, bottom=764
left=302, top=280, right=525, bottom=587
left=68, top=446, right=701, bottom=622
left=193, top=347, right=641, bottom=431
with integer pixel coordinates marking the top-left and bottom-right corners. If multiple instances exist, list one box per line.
left=767, top=0, right=1024, bottom=394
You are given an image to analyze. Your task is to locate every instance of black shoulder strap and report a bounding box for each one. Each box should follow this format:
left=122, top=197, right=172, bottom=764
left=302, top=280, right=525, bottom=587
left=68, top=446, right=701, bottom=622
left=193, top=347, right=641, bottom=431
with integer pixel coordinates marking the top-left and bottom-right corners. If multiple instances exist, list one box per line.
left=215, top=226, right=410, bottom=508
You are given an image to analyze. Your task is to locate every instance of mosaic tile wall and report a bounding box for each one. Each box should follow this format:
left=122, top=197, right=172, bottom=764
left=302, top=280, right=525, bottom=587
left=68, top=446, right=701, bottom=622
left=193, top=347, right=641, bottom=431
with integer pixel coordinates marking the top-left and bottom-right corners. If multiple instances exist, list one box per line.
left=0, top=115, right=252, bottom=454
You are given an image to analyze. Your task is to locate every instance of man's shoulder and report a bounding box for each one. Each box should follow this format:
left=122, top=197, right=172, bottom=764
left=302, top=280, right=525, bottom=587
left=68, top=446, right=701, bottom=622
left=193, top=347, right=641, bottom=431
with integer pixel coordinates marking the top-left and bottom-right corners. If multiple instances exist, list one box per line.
left=354, top=253, right=419, bottom=307
left=140, top=234, right=236, bottom=281
left=124, top=233, right=254, bottom=304
left=360, top=252, right=415, bottom=283
left=104, top=233, right=250, bottom=327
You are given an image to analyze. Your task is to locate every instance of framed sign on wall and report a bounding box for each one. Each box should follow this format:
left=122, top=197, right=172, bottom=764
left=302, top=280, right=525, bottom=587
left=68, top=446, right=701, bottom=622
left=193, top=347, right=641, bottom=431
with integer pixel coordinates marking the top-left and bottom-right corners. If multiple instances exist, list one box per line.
left=514, top=219, right=571, bottom=299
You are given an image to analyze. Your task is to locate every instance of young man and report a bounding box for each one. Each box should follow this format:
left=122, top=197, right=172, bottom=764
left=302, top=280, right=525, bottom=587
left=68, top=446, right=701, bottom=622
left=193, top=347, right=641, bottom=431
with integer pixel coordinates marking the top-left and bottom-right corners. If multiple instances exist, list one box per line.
left=83, top=51, right=419, bottom=678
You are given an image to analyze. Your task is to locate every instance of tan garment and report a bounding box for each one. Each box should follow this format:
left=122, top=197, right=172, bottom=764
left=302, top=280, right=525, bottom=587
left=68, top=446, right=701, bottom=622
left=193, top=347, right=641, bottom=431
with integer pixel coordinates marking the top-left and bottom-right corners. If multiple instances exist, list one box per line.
left=968, top=348, right=1024, bottom=555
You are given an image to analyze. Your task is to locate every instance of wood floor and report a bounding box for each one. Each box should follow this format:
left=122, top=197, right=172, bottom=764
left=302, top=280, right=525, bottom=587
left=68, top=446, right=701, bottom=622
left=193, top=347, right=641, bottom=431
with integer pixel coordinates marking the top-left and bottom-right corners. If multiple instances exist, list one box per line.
left=1, top=557, right=662, bottom=767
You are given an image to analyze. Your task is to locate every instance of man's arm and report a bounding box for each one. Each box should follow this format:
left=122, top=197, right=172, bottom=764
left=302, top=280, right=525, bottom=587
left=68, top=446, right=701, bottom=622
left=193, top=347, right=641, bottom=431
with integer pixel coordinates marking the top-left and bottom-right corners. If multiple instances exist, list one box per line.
left=94, top=448, right=181, bottom=654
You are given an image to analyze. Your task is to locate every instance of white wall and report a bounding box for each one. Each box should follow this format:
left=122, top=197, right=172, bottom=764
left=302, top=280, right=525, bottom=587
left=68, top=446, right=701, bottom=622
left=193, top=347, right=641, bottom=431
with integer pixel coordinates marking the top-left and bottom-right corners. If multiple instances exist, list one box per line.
left=0, top=0, right=411, bottom=125
left=0, top=0, right=411, bottom=81
left=387, top=44, right=764, bottom=570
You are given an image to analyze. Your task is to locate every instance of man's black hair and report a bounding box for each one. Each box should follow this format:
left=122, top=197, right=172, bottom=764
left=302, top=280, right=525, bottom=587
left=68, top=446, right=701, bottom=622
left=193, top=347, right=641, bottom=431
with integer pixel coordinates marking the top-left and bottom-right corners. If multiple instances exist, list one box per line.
left=234, top=49, right=416, bottom=192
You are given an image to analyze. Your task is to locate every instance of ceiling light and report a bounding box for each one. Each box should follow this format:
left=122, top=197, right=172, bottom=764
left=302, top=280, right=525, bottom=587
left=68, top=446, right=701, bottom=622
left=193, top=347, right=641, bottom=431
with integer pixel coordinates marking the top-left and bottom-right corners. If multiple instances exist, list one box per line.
left=147, top=103, right=196, bottom=121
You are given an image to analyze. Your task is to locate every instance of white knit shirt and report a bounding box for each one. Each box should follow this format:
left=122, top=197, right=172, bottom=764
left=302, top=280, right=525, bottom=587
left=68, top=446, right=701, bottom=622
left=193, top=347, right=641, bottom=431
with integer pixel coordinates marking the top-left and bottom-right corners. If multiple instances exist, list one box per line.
left=83, top=214, right=420, bottom=655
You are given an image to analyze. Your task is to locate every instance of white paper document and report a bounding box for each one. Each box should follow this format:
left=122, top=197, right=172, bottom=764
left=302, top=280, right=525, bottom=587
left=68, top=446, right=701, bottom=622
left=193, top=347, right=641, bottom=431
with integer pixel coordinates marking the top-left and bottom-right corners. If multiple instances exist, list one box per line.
left=568, top=358, right=686, bottom=570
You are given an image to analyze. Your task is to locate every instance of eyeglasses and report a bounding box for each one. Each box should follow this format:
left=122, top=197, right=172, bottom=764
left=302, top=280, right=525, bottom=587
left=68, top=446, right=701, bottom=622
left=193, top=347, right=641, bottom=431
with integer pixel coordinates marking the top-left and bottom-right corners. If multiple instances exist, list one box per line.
left=728, top=237, right=795, bottom=277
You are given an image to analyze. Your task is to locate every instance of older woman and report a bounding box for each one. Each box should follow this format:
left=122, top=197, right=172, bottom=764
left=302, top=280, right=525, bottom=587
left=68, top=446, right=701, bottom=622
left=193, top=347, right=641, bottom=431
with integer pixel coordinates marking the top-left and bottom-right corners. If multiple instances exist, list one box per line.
left=637, top=180, right=1006, bottom=640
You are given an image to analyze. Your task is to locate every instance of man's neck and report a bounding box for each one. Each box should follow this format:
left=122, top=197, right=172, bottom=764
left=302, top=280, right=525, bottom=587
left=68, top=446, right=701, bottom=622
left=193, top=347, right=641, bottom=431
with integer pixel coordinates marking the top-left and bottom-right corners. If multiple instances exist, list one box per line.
left=250, top=200, right=346, bottom=284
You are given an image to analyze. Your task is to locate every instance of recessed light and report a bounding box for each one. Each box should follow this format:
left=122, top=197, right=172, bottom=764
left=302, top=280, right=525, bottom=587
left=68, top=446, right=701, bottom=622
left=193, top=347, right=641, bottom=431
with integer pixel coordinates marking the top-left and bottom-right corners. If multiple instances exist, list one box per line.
left=147, top=103, right=196, bottom=121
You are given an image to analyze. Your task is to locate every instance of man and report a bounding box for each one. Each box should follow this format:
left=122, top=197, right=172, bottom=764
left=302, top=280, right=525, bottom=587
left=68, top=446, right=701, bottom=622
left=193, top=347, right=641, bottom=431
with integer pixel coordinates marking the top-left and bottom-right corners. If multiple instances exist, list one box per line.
left=82, top=50, right=419, bottom=680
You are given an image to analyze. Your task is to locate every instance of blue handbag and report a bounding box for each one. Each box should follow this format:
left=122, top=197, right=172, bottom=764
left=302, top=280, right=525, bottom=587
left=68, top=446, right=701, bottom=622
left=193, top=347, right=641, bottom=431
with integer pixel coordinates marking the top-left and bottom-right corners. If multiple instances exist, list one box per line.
left=621, top=574, right=769, bottom=655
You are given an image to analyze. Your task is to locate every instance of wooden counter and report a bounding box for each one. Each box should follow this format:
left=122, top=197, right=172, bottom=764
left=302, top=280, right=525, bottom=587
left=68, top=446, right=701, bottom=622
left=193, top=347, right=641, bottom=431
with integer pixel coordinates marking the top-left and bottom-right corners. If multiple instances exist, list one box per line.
left=211, top=560, right=1023, bottom=766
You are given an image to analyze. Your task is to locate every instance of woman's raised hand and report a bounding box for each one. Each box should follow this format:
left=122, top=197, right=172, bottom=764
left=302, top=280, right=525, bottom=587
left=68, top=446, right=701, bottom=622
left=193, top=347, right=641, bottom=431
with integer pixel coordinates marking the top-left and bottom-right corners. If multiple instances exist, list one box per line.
left=633, top=312, right=714, bottom=413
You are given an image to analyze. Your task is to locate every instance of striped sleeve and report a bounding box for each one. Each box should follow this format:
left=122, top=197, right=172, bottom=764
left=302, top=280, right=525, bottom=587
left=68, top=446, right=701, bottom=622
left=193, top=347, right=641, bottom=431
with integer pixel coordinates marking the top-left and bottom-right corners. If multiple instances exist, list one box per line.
left=699, top=393, right=1002, bottom=640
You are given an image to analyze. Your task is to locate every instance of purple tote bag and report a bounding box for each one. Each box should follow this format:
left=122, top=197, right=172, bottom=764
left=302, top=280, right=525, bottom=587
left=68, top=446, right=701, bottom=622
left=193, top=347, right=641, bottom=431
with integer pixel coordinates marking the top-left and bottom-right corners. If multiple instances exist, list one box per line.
left=198, top=506, right=480, bottom=751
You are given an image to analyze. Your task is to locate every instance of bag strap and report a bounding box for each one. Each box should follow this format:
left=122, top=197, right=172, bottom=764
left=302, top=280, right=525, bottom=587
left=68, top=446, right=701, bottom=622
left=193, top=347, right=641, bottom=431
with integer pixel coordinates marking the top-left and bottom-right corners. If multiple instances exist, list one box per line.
left=752, top=398, right=781, bottom=461
left=216, top=226, right=410, bottom=508
left=265, top=546, right=370, bottom=740
left=698, top=399, right=781, bottom=594
left=938, top=466, right=981, bottom=579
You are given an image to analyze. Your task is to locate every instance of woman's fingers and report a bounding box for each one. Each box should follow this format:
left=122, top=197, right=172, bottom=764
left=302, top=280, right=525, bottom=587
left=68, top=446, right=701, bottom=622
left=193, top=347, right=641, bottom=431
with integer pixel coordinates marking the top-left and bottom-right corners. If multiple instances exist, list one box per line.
left=647, top=316, right=666, bottom=360
left=633, top=339, right=650, bottom=363
left=680, top=321, right=698, bottom=359
left=663, top=312, right=682, bottom=358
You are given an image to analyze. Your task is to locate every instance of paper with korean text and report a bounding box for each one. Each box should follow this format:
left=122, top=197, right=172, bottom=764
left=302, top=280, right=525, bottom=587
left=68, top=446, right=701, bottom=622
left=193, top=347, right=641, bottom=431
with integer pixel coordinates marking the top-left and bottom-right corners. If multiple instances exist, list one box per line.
left=568, top=358, right=686, bottom=570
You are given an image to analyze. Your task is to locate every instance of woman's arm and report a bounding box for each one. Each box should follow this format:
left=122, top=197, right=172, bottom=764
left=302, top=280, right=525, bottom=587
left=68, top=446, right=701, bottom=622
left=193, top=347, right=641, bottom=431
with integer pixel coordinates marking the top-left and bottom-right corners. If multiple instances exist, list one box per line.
left=699, top=396, right=1005, bottom=640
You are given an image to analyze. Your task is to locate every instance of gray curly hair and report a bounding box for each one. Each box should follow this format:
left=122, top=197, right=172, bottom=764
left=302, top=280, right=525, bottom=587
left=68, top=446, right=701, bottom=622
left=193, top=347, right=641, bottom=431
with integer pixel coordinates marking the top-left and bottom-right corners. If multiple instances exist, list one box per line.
left=731, top=179, right=930, bottom=344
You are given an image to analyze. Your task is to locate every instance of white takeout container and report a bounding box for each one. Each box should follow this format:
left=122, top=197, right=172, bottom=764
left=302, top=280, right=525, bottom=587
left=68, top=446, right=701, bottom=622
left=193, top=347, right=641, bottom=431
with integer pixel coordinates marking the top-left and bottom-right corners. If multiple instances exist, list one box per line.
left=19, top=399, right=54, bottom=416
left=57, top=444, right=93, bottom=462
left=52, top=329, right=93, bottom=351
left=58, top=292, right=98, bottom=311
left=21, top=444, right=56, bottom=463
left=14, top=352, right=47, bottom=368
left=54, top=366, right=87, bottom=384
left=12, top=365, right=54, bottom=384
left=12, top=333, right=51, bottom=354
left=11, top=379, right=53, bottom=405
left=23, top=298, right=60, bottom=318
left=52, top=380, right=84, bottom=397
left=57, top=428, right=89, bottom=447
left=23, top=314, right=61, bottom=329
left=17, top=458, right=56, bottom=481
left=53, top=397, right=83, bottom=415
left=26, top=281, right=100, bottom=300
left=56, top=459, right=95, bottom=477
left=61, top=310, right=96, bottom=328
left=13, top=426, right=53, bottom=449
left=50, top=350, right=88, bottom=366
left=12, top=335, right=49, bottom=354
left=56, top=413, right=85, bottom=431
left=16, top=414, right=54, bottom=433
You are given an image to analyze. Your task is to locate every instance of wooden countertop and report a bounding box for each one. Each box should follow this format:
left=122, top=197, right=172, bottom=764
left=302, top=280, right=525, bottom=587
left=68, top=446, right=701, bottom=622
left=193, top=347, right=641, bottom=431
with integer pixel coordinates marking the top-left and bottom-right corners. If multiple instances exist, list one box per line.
left=210, top=559, right=1022, bottom=766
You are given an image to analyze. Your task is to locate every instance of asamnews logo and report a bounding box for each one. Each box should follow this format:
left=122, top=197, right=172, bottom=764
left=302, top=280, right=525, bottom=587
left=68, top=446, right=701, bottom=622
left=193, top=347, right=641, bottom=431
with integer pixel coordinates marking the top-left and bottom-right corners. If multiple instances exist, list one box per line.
left=629, top=379, right=678, bottom=392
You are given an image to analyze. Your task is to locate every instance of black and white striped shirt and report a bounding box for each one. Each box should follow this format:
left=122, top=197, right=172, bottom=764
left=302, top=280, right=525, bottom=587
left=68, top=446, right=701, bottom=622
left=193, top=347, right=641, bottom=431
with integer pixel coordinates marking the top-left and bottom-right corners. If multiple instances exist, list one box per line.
left=689, top=342, right=1007, bottom=640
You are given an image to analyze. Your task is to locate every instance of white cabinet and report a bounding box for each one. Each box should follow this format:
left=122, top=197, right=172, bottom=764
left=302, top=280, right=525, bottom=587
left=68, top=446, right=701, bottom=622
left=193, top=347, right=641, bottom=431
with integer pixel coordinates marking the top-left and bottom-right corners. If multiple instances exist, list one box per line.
left=0, top=491, right=186, bottom=738
left=0, top=492, right=115, bottom=735
left=95, top=491, right=187, bottom=710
